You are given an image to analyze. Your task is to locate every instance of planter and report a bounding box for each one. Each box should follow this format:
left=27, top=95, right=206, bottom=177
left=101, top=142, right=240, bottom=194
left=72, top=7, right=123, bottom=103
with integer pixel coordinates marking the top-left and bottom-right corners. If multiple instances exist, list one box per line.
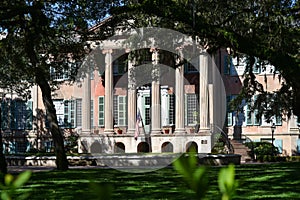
left=117, top=129, right=123, bottom=134
left=164, top=129, right=170, bottom=134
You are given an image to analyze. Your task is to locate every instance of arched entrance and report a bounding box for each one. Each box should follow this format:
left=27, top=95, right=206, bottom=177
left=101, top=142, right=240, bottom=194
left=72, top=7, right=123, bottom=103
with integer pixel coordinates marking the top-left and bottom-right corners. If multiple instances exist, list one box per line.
left=186, top=141, right=198, bottom=153
left=137, top=142, right=150, bottom=153
left=161, top=142, right=173, bottom=153
left=114, top=142, right=125, bottom=153
left=90, top=141, right=102, bottom=154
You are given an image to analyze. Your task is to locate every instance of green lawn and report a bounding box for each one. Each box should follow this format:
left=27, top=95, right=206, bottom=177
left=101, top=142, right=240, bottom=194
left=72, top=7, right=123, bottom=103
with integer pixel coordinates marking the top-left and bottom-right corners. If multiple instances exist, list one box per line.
left=16, top=162, right=300, bottom=199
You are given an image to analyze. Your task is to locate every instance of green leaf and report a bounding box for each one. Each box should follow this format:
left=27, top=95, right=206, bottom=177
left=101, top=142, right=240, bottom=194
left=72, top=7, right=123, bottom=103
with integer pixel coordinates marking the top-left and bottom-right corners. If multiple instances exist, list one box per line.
left=12, top=171, right=31, bottom=188
left=1, top=191, right=11, bottom=200
left=4, top=174, right=13, bottom=186
left=218, top=164, right=238, bottom=200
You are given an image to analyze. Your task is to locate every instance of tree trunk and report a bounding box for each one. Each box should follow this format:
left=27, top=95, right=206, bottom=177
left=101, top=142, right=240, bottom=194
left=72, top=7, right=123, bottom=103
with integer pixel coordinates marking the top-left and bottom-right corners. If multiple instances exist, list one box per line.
left=0, top=107, right=7, bottom=174
left=36, top=73, right=69, bottom=170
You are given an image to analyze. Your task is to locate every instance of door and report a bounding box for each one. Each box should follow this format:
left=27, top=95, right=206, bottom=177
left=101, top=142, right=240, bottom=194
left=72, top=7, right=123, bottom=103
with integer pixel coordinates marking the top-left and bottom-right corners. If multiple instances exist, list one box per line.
left=141, top=93, right=151, bottom=133
left=137, top=89, right=151, bottom=134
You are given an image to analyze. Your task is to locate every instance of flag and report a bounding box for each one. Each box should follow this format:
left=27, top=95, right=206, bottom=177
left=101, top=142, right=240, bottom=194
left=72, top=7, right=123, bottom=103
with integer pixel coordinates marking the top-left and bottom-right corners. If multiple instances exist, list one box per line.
left=134, top=109, right=142, bottom=140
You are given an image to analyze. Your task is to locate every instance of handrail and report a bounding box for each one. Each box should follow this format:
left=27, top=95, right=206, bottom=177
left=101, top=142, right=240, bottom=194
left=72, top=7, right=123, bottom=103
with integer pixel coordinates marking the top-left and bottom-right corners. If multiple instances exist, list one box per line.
left=210, top=124, right=234, bottom=154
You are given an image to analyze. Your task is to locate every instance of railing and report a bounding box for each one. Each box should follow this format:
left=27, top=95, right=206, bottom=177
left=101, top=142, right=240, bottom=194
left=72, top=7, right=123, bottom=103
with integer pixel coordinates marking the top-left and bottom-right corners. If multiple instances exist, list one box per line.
left=210, top=124, right=234, bottom=154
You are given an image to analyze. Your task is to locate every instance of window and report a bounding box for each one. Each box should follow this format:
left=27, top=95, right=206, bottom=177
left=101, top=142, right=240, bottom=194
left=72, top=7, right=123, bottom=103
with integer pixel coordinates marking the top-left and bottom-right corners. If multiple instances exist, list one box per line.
left=113, top=59, right=126, bottom=75
left=98, top=96, right=105, bottom=126
left=53, top=100, right=64, bottom=126
left=185, top=94, right=198, bottom=126
left=245, top=104, right=261, bottom=126
left=9, top=100, right=33, bottom=130
left=53, top=99, right=77, bottom=128
left=64, top=100, right=76, bottom=128
left=76, top=99, right=82, bottom=127
left=1, top=100, right=9, bottom=130
left=245, top=95, right=261, bottom=126
left=113, top=96, right=127, bottom=126
left=184, top=62, right=198, bottom=73
left=91, top=100, right=94, bottom=129
left=253, top=58, right=261, bottom=74
left=169, top=94, right=175, bottom=125
left=227, top=96, right=233, bottom=126
left=50, top=62, right=77, bottom=81
left=224, top=55, right=233, bottom=75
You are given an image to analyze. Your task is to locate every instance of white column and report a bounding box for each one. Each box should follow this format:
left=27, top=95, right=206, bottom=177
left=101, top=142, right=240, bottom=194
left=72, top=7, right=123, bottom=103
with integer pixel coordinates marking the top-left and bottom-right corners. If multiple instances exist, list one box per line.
left=103, top=49, right=114, bottom=134
left=82, top=70, right=91, bottom=134
left=199, top=52, right=210, bottom=132
left=127, top=54, right=136, bottom=134
left=174, top=49, right=186, bottom=134
left=151, top=49, right=162, bottom=134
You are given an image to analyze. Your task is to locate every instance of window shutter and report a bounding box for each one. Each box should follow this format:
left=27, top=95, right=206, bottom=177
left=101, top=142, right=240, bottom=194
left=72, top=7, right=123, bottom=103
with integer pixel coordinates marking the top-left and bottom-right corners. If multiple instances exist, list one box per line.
left=10, top=100, right=16, bottom=130
left=275, top=115, right=282, bottom=126
left=224, top=55, right=231, bottom=75
left=98, top=96, right=105, bottom=126
left=118, top=96, right=127, bottom=126
left=91, top=100, right=94, bottom=129
left=1, top=100, right=9, bottom=130
left=26, top=101, right=33, bottom=130
left=227, top=96, right=233, bottom=126
left=169, top=94, right=175, bottom=125
left=246, top=104, right=253, bottom=125
left=253, top=58, right=261, bottom=74
left=254, top=110, right=260, bottom=125
left=76, top=99, right=82, bottom=127
left=113, top=95, right=118, bottom=125
left=274, top=139, right=283, bottom=153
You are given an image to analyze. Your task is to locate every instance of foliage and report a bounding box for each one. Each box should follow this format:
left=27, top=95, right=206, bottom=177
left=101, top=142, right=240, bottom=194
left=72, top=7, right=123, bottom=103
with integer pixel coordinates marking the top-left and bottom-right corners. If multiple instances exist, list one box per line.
left=173, top=148, right=238, bottom=200
left=218, top=165, right=238, bottom=200
left=245, top=141, right=280, bottom=161
left=0, top=171, right=31, bottom=200
left=110, top=0, right=300, bottom=118
left=0, top=1, right=117, bottom=170
left=173, top=151, right=208, bottom=199
left=65, top=133, right=79, bottom=154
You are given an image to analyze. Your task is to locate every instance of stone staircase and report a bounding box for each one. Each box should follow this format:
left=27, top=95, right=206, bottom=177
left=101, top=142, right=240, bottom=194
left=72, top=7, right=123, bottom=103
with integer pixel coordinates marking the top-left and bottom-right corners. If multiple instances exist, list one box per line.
left=230, top=139, right=253, bottom=163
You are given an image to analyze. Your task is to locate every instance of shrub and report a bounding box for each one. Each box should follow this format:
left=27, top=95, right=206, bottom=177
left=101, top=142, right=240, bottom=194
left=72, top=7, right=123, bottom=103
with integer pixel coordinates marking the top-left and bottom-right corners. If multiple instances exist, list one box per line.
left=245, top=142, right=279, bottom=162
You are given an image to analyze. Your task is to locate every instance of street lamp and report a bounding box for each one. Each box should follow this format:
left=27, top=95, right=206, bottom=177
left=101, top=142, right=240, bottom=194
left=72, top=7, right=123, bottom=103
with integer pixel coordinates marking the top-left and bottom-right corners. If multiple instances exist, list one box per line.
left=271, top=123, right=276, bottom=156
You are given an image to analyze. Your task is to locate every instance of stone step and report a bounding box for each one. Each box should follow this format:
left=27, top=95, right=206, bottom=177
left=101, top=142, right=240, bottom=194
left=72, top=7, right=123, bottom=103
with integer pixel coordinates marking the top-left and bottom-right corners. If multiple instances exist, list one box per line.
left=230, top=139, right=253, bottom=162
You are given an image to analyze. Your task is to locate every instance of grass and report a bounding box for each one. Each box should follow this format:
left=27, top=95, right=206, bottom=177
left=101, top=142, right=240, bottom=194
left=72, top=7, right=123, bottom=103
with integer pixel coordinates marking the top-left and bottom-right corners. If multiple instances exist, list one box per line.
left=12, top=162, right=300, bottom=199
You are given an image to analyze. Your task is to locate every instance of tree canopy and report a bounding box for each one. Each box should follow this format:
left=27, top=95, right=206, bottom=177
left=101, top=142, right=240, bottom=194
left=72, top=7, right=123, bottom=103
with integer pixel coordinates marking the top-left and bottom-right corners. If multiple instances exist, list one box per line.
left=0, top=0, right=115, bottom=171
left=110, top=0, right=300, bottom=118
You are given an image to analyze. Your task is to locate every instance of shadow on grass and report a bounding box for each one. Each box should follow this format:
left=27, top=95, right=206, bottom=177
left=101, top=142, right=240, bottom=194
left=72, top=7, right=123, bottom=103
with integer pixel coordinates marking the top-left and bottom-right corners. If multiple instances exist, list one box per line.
left=18, top=162, right=300, bottom=200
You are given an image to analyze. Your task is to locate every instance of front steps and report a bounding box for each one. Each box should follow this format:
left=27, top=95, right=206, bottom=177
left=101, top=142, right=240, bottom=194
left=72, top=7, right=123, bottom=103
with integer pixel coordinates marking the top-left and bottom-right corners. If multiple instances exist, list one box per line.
left=230, top=139, right=253, bottom=163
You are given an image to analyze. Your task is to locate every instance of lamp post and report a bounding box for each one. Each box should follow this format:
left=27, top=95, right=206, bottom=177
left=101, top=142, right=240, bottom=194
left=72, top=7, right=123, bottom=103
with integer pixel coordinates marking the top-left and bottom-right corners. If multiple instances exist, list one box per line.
left=271, top=123, right=276, bottom=156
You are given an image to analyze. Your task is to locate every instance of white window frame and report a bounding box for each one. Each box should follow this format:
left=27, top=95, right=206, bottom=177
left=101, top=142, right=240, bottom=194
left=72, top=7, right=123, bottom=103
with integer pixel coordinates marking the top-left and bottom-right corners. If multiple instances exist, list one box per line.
left=98, top=96, right=105, bottom=127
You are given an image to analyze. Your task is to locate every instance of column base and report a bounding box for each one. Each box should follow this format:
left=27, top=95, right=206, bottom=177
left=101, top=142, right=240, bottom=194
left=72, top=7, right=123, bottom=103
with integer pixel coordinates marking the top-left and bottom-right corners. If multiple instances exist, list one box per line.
left=126, top=129, right=136, bottom=135
left=104, top=129, right=114, bottom=134
left=151, top=129, right=162, bottom=135
left=174, top=128, right=186, bottom=134
left=81, top=130, right=92, bottom=135
left=198, top=128, right=211, bottom=135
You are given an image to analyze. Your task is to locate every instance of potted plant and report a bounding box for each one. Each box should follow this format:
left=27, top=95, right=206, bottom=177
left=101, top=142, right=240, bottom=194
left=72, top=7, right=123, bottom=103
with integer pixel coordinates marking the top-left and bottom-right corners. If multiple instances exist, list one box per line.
left=164, top=129, right=170, bottom=134
left=117, top=128, right=123, bottom=134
